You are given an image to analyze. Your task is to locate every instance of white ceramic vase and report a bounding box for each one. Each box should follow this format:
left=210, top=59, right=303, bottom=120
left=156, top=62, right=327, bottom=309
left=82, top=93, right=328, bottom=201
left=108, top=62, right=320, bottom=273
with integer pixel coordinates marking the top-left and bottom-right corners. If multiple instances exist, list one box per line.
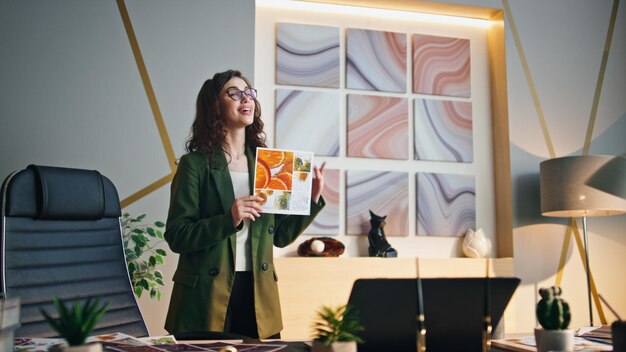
left=462, top=228, right=491, bottom=258
left=311, top=341, right=357, bottom=352
left=534, top=328, right=574, bottom=352
left=50, top=342, right=103, bottom=352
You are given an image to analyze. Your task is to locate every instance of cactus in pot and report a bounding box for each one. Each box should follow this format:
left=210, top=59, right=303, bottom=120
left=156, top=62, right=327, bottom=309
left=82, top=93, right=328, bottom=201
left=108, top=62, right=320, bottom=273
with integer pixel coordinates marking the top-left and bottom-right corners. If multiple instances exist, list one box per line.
left=536, top=286, right=571, bottom=330
left=534, top=286, right=574, bottom=352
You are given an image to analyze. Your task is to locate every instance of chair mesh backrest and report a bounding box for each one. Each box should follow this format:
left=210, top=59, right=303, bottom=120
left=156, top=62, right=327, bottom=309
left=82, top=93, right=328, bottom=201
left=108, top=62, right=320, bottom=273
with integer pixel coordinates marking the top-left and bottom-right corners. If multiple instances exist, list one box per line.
left=1, top=165, right=148, bottom=337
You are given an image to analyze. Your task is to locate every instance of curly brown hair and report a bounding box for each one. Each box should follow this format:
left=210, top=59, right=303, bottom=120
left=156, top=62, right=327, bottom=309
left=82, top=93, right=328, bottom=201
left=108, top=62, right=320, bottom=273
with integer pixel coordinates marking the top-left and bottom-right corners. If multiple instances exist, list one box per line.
left=185, top=69, right=266, bottom=166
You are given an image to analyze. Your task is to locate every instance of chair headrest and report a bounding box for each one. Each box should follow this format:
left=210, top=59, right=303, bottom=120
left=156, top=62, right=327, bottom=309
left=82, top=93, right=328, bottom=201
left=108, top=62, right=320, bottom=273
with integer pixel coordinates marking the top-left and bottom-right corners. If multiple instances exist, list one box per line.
left=2, top=165, right=121, bottom=220
left=28, top=165, right=105, bottom=220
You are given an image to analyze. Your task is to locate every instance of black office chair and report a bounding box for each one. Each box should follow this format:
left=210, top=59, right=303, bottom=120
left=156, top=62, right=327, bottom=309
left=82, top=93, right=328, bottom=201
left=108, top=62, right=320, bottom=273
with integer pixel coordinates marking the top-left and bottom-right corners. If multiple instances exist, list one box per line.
left=0, top=165, right=149, bottom=337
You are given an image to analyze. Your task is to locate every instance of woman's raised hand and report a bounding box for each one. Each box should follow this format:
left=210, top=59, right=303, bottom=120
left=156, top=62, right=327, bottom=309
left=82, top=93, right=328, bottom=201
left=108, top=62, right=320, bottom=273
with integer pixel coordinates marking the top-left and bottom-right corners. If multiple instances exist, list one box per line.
left=311, top=161, right=327, bottom=204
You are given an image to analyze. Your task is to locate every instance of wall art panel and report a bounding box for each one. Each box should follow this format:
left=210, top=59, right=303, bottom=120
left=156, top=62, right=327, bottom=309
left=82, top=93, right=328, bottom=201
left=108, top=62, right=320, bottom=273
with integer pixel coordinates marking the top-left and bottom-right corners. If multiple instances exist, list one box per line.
left=304, top=168, right=340, bottom=236
left=413, top=34, right=470, bottom=98
left=416, top=172, right=475, bottom=237
left=347, top=94, right=408, bottom=160
left=347, top=28, right=406, bottom=93
left=276, top=22, right=340, bottom=88
left=346, top=170, right=408, bottom=237
left=414, top=98, right=473, bottom=162
left=276, top=89, right=340, bottom=156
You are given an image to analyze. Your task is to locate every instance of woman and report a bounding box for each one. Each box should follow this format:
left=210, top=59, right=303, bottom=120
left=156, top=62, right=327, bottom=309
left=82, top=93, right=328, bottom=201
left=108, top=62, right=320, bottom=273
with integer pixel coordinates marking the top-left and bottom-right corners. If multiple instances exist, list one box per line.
left=164, top=69, right=326, bottom=339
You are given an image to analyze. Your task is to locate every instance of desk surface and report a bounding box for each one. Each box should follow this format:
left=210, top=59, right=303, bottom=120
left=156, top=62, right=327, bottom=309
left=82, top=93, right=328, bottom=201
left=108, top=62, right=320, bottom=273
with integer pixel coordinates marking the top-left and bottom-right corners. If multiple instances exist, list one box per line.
left=492, top=337, right=536, bottom=352
left=180, top=340, right=311, bottom=352
left=491, top=334, right=613, bottom=352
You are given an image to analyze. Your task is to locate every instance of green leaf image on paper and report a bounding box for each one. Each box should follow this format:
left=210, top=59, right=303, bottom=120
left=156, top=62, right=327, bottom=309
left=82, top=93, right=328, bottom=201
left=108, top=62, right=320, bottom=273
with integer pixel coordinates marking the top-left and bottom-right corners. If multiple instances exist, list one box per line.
left=275, top=192, right=291, bottom=210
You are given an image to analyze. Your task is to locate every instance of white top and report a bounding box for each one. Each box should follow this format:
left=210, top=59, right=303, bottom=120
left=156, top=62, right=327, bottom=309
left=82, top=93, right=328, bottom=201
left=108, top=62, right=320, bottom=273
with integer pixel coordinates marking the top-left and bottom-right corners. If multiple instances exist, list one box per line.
left=230, top=171, right=252, bottom=271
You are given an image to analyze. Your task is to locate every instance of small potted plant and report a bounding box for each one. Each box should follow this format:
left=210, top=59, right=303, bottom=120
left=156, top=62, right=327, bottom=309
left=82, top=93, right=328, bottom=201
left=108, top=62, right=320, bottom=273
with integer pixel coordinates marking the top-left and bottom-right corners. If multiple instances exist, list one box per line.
left=534, top=286, right=574, bottom=352
left=40, top=297, right=109, bottom=352
left=311, top=304, right=364, bottom=352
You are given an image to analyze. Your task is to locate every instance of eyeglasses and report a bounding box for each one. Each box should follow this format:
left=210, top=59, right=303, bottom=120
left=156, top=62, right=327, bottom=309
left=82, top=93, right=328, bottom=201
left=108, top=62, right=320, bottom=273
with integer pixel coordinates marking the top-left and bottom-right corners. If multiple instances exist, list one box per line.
left=225, top=87, right=258, bottom=101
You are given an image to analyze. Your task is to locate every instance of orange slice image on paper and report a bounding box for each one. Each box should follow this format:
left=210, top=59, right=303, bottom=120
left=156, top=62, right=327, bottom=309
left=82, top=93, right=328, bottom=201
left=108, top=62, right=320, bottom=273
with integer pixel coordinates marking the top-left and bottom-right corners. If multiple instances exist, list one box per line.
left=276, top=171, right=293, bottom=190
left=267, top=177, right=288, bottom=190
left=281, top=152, right=294, bottom=174
left=255, top=189, right=268, bottom=206
left=258, top=149, right=286, bottom=169
left=255, top=159, right=271, bottom=189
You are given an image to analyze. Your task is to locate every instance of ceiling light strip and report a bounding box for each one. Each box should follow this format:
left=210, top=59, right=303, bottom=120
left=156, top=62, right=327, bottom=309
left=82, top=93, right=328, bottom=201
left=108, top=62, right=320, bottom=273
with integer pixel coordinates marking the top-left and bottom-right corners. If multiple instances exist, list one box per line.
left=258, top=0, right=493, bottom=28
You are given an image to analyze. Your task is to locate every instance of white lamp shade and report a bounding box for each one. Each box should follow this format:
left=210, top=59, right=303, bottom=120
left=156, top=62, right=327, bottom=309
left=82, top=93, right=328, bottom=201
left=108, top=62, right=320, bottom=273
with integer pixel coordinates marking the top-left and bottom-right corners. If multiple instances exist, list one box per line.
left=540, top=155, right=626, bottom=217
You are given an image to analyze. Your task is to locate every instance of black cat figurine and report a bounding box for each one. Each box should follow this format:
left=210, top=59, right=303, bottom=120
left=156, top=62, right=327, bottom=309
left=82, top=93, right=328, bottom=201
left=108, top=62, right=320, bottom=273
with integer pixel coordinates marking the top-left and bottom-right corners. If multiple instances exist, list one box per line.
left=367, top=210, right=398, bottom=257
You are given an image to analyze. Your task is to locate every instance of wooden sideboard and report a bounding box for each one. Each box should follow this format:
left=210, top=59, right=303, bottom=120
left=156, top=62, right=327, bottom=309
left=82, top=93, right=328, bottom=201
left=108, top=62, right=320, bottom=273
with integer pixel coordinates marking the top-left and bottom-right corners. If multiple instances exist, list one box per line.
left=275, top=257, right=515, bottom=339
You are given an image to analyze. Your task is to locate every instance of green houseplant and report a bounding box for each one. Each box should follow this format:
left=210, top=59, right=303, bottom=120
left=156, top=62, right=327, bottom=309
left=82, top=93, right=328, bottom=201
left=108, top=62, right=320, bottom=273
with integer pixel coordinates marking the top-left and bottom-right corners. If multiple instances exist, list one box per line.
left=121, top=213, right=167, bottom=300
left=312, top=304, right=364, bottom=352
left=40, top=297, right=108, bottom=352
left=534, top=286, right=574, bottom=352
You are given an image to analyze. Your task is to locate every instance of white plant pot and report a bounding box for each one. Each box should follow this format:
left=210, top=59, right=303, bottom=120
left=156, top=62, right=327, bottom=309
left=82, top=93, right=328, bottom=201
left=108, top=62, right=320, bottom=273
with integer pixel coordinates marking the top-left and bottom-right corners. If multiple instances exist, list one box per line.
left=311, top=341, right=357, bottom=352
left=50, top=342, right=102, bottom=352
left=534, top=328, right=574, bottom=352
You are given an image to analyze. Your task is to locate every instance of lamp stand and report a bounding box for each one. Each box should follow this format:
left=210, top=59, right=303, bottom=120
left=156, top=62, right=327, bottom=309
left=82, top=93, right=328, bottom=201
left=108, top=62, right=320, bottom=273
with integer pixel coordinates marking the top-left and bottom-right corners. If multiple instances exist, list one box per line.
left=582, top=216, right=593, bottom=326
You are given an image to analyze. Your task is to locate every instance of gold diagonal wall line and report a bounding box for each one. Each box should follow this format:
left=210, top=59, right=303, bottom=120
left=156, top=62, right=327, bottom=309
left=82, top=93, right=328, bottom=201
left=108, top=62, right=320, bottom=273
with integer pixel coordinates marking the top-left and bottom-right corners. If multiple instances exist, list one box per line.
left=117, top=0, right=178, bottom=208
left=117, top=0, right=177, bottom=172
left=120, top=172, right=175, bottom=209
left=582, top=0, right=620, bottom=155
left=502, top=0, right=555, bottom=158
left=554, top=218, right=574, bottom=286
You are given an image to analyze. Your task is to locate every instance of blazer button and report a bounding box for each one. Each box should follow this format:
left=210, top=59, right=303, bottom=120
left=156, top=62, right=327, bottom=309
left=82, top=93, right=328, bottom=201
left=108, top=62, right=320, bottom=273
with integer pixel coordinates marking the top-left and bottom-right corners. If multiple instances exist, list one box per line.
left=209, top=267, right=220, bottom=276
left=262, top=263, right=269, bottom=271
left=268, top=225, right=274, bottom=234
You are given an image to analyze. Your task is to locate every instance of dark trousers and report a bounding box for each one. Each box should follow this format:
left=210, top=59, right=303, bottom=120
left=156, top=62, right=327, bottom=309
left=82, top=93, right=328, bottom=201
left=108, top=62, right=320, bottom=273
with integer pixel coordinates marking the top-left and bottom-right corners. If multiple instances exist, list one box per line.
left=224, top=271, right=281, bottom=339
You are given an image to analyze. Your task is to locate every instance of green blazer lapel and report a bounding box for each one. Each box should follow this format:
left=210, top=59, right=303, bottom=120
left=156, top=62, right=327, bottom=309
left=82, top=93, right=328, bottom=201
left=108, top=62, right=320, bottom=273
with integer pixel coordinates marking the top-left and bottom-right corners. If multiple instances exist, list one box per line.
left=247, top=145, right=263, bottom=261
left=246, top=145, right=256, bottom=195
left=210, top=148, right=237, bottom=257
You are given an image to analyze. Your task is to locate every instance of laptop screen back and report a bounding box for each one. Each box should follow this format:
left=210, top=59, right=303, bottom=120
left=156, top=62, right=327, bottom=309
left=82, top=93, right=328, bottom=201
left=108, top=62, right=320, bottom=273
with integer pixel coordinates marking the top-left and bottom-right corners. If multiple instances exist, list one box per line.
left=347, top=277, right=520, bottom=352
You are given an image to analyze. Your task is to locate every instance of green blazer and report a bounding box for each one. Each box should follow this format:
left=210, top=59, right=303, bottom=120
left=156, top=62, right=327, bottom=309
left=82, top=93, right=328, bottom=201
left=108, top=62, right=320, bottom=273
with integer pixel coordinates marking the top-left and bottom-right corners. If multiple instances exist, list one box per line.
left=163, top=148, right=324, bottom=338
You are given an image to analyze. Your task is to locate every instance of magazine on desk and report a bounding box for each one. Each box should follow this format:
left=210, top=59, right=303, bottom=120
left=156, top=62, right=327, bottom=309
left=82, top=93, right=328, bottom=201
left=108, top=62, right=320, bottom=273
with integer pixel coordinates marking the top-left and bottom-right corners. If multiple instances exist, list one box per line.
left=14, top=332, right=287, bottom=351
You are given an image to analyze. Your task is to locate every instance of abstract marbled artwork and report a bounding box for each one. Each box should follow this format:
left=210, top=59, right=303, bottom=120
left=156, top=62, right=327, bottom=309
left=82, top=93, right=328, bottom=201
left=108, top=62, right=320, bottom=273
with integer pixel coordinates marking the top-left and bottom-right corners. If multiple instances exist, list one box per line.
left=304, top=169, right=340, bottom=236
left=416, top=172, right=475, bottom=237
left=413, top=34, right=470, bottom=98
left=347, top=28, right=406, bottom=93
left=276, top=23, right=340, bottom=88
left=347, top=94, right=408, bottom=160
left=347, top=170, right=408, bottom=237
left=414, top=99, right=473, bottom=162
left=276, top=89, right=339, bottom=156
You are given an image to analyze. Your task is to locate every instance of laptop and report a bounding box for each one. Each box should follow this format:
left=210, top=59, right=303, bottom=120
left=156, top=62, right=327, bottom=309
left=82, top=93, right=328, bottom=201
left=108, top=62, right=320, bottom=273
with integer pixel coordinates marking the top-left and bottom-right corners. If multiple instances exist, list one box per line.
left=347, top=277, right=520, bottom=352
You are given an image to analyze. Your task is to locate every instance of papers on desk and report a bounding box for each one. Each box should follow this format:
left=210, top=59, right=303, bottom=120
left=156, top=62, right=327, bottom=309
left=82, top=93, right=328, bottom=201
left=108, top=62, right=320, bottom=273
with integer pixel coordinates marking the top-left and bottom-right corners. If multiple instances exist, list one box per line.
left=488, top=326, right=615, bottom=352
left=14, top=332, right=288, bottom=351
left=515, top=336, right=611, bottom=351
left=576, top=325, right=613, bottom=345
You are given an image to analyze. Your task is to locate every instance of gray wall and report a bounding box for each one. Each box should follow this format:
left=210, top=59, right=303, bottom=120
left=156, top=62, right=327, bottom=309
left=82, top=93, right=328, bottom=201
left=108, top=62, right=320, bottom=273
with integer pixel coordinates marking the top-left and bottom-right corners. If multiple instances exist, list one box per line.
left=0, top=0, right=255, bottom=195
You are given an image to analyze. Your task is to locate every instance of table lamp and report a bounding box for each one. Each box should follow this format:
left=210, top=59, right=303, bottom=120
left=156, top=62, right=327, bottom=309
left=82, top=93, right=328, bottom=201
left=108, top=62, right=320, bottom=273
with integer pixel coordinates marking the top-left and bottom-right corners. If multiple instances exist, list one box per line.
left=540, top=155, right=626, bottom=326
